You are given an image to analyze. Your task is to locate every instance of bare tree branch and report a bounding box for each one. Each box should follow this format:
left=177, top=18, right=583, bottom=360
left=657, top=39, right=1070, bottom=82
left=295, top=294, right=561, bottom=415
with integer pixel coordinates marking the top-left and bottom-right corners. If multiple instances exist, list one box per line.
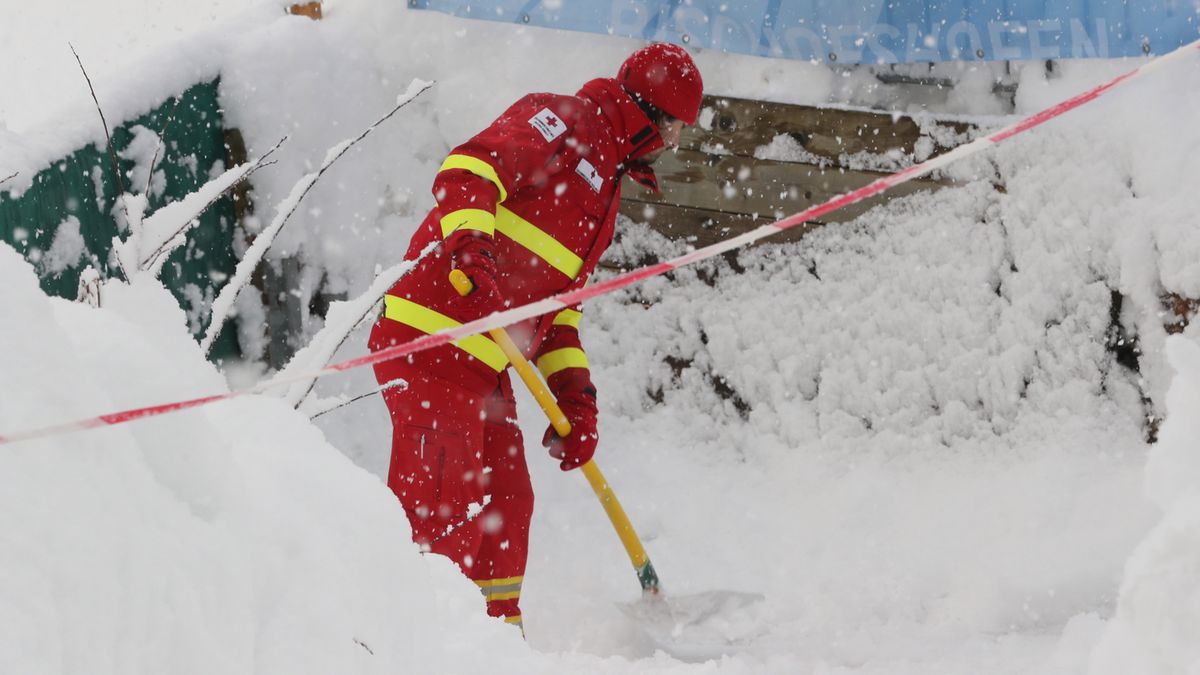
left=277, top=248, right=434, bottom=410
left=0, top=172, right=16, bottom=187
left=70, top=43, right=128, bottom=220
left=139, top=138, right=285, bottom=274
left=309, top=378, right=407, bottom=419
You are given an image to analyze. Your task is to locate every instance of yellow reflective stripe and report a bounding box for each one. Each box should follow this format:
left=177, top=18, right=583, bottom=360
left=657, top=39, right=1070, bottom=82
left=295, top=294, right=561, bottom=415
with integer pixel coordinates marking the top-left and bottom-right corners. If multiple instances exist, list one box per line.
left=537, top=348, right=589, bottom=379
left=439, top=154, right=508, bottom=203
left=552, top=308, right=583, bottom=329
left=477, top=585, right=521, bottom=598
left=473, top=576, right=523, bottom=588
left=439, top=208, right=495, bottom=238
left=496, top=206, right=584, bottom=279
left=383, top=296, right=508, bottom=371
left=475, top=575, right=523, bottom=602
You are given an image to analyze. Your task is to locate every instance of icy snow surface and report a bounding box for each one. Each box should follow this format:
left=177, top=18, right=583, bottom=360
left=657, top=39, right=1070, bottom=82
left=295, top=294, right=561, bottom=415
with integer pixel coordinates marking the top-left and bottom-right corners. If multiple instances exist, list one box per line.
left=2, top=0, right=1200, bottom=673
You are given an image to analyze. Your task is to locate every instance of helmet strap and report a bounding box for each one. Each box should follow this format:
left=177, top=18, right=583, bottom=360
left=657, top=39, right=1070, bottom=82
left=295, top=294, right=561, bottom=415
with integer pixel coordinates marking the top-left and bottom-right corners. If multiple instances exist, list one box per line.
left=620, top=85, right=666, bottom=155
left=625, top=87, right=666, bottom=126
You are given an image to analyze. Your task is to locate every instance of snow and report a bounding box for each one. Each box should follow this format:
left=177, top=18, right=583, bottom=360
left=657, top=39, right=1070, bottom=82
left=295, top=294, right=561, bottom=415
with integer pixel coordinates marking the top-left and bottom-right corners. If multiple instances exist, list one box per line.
left=0, top=243, right=440, bottom=672
left=0, top=241, right=657, bottom=673
left=0, top=1, right=283, bottom=193
left=279, top=249, right=433, bottom=410
left=38, top=216, right=86, bottom=275
left=1090, top=337, right=1200, bottom=675
left=3, top=0, right=1200, bottom=673
left=200, top=78, right=431, bottom=355
left=117, top=125, right=168, bottom=200
left=128, top=157, right=262, bottom=275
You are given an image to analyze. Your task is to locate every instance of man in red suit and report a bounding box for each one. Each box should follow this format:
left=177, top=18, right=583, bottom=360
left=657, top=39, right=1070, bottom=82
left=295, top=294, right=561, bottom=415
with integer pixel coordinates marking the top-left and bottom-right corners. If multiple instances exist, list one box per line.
left=368, top=43, right=703, bottom=631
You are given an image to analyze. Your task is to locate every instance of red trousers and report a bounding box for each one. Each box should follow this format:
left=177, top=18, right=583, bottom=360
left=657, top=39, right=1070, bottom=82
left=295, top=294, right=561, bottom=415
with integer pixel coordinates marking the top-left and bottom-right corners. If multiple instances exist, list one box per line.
left=373, top=358, right=533, bottom=629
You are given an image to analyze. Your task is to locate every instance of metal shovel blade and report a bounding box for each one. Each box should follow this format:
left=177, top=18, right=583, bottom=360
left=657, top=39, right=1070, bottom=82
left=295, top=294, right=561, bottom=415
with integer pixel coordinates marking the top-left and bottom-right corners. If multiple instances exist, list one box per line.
left=619, top=589, right=766, bottom=661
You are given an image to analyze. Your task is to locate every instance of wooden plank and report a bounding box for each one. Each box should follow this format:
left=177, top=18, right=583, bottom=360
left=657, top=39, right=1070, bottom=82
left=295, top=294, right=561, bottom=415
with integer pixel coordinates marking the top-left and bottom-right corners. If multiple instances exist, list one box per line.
left=617, top=200, right=824, bottom=250
left=682, top=95, right=972, bottom=163
left=619, top=96, right=975, bottom=251
left=623, top=149, right=950, bottom=224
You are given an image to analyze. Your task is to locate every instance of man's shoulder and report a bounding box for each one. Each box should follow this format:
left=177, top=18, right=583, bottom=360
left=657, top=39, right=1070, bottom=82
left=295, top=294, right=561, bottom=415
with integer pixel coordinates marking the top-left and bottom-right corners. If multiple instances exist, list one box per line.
left=503, top=92, right=601, bottom=134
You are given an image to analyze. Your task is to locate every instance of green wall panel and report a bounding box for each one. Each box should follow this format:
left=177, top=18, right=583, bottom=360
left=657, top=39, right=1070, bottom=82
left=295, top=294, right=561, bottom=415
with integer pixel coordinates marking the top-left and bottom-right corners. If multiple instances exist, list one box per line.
left=0, top=79, right=241, bottom=360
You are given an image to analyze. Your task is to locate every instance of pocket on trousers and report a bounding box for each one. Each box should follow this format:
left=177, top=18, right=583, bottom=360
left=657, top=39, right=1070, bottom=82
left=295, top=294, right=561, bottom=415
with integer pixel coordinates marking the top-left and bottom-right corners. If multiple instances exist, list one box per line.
left=392, top=423, right=482, bottom=522
left=389, top=424, right=446, bottom=514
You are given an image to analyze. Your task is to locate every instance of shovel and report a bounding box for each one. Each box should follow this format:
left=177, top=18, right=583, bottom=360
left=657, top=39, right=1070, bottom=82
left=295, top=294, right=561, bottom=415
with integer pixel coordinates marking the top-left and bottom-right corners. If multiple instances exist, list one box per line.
left=451, top=270, right=764, bottom=652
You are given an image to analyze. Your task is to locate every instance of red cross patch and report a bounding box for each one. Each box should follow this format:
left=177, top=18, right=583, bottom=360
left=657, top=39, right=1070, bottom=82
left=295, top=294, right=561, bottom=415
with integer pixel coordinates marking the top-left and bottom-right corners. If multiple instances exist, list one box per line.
left=529, top=108, right=567, bottom=142
left=576, top=158, right=603, bottom=193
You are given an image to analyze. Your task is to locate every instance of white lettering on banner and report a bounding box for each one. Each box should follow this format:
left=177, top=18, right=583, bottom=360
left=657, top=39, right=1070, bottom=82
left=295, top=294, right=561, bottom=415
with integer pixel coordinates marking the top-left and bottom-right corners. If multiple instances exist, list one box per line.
left=989, top=21, right=1027, bottom=61
left=609, top=0, right=647, bottom=37
left=672, top=6, right=708, bottom=43
left=529, top=108, right=566, bottom=143
left=827, top=24, right=867, bottom=62
left=1072, top=18, right=1109, bottom=59
left=606, top=0, right=1121, bottom=63
left=1029, top=19, right=1065, bottom=60
left=945, top=21, right=986, bottom=60
left=782, top=26, right=825, bottom=62
left=575, top=159, right=602, bottom=193
left=865, top=23, right=902, bottom=62
left=710, top=13, right=755, bottom=54
left=905, top=22, right=941, bottom=62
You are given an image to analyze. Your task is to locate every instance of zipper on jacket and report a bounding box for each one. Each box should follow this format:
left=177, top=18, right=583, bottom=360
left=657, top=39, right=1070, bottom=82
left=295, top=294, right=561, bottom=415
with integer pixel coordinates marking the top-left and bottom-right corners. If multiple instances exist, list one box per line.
left=434, top=447, right=447, bottom=503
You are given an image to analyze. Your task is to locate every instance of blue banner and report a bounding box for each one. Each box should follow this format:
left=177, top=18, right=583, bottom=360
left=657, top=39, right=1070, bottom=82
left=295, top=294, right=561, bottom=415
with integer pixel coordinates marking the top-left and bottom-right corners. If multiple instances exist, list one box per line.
left=408, top=0, right=1200, bottom=64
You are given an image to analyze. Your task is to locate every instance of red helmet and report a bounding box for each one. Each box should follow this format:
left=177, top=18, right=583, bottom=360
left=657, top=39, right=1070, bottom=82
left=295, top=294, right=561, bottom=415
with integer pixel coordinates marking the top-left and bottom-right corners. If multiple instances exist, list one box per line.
left=618, top=43, right=704, bottom=125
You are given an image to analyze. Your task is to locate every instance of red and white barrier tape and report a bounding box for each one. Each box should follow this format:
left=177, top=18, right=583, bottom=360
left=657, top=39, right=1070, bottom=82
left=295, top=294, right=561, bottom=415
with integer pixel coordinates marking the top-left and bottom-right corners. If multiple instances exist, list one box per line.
left=3, top=38, right=1198, bottom=446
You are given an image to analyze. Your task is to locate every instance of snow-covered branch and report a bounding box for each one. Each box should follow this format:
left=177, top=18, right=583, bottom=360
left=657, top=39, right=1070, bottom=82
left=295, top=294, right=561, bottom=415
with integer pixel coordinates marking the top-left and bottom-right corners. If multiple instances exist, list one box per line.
left=131, top=137, right=285, bottom=276
left=308, top=377, right=408, bottom=419
left=275, top=246, right=435, bottom=410
left=199, top=78, right=435, bottom=355
left=70, top=39, right=290, bottom=284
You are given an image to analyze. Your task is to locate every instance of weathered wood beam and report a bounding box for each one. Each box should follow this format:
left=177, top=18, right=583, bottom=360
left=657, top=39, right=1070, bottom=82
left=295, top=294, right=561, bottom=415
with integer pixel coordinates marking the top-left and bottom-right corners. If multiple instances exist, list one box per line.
left=625, top=149, right=950, bottom=224
left=619, top=95, right=976, bottom=253
left=684, top=94, right=972, bottom=163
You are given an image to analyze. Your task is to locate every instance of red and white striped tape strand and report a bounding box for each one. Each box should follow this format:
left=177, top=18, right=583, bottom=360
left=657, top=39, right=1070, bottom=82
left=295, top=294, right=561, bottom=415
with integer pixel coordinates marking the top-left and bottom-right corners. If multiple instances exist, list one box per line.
left=2, top=38, right=1197, bottom=446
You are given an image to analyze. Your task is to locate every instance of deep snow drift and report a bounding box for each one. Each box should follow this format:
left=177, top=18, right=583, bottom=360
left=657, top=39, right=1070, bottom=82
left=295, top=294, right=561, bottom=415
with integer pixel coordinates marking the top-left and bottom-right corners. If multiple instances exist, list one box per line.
left=0, top=243, right=511, bottom=673
left=3, top=1, right=1200, bottom=673
left=0, top=243, right=684, bottom=673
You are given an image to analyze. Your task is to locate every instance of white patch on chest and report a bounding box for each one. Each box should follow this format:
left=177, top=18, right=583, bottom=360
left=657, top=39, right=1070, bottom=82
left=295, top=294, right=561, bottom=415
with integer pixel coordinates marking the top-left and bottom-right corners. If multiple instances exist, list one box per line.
left=528, top=108, right=566, bottom=142
left=575, top=158, right=603, bottom=193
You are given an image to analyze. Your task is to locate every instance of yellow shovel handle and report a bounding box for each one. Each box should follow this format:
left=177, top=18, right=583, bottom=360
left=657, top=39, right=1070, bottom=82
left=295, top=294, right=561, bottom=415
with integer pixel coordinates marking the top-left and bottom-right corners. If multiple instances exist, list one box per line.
left=449, top=269, right=660, bottom=593
left=579, top=460, right=654, bottom=575
left=449, top=270, right=569, bottom=435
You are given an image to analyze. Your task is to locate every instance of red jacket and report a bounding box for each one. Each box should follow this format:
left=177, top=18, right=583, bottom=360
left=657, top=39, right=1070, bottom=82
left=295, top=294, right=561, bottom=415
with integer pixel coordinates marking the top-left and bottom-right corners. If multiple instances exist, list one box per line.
left=369, top=78, right=664, bottom=396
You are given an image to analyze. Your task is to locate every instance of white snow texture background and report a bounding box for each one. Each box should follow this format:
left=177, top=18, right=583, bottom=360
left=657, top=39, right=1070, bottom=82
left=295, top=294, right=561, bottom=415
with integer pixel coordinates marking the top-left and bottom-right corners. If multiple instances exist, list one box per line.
left=1, top=0, right=1199, bottom=673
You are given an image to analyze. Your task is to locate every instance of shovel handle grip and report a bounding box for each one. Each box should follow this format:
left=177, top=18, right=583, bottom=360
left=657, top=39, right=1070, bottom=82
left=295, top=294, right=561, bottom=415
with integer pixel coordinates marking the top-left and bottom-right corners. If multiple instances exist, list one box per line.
left=447, top=268, right=475, bottom=296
